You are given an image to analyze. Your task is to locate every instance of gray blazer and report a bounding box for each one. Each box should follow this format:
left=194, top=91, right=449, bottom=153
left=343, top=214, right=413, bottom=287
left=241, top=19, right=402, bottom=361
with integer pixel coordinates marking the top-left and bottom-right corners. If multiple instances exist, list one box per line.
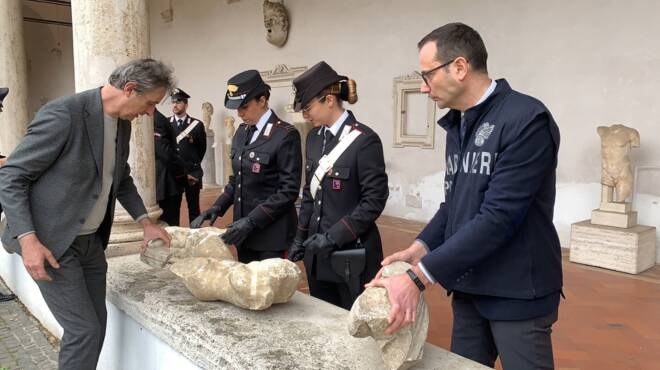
left=0, top=88, right=147, bottom=259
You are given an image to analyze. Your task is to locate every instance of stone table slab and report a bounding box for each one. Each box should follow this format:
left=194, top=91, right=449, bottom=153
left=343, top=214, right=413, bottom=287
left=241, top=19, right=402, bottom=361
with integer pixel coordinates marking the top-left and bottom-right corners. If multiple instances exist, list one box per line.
left=107, top=255, right=487, bottom=370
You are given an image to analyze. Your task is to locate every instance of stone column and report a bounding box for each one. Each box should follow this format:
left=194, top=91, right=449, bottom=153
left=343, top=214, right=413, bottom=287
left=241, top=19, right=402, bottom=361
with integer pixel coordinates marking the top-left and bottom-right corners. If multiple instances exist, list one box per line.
left=0, top=0, right=29, bottom=154
left=71, top=0, right=160, bottom=256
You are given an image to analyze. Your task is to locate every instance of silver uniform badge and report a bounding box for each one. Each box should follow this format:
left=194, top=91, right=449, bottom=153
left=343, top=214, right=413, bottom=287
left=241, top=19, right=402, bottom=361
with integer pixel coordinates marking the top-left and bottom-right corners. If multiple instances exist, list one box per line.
left=475, top=122, right=495, bottom=147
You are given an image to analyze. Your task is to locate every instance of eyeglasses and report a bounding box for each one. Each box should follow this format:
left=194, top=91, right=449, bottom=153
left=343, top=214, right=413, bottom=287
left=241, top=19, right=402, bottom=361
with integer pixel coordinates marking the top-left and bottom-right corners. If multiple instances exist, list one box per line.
left=416, top=58, right=456, bottom=86
left=302, top=95, right=327, bottom=113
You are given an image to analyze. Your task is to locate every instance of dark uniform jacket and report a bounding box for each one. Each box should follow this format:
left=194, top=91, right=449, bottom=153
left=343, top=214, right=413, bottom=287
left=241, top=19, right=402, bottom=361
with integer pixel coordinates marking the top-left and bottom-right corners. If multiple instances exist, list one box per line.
left=417, top=80, right=562, bottom=318
left=170, top=115, right=206, bottom=185
left=297, top=111, right=389, bottom=283
left=214, top=111, right=302, bottom=252
left=155, top=111, right=185, bottom=201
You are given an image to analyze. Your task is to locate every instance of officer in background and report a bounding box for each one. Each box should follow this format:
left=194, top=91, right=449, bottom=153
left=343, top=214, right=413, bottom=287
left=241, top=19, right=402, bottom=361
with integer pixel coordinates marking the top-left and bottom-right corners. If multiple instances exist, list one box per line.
left=154, top=108, right=186, bottom=226
left=287, top=62, right=389, bottom=309
left=0, top=87, right=17, bottom=302
left=169, top=88, right=206, bottom=223
left=191, top=70, right=302, bottom=263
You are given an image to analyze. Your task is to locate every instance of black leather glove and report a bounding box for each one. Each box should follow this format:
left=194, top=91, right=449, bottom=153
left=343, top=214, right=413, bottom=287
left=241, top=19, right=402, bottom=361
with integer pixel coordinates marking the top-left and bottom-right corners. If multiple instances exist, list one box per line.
left=302, top=233, right=337, bottom=259
left=221, top=217, right=256, bottom=247
left=190, top=206, right=222, bottom=229
left=287, top=239, right=305, bottom=262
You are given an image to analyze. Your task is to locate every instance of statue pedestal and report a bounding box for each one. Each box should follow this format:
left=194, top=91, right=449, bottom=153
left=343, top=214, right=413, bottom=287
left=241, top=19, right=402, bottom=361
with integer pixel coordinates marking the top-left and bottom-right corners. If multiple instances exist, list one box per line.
left=591, top=200, right=637, bottom=228
left=569, top=220, right=656, bottom=274
left=591, top=209, right=637, bottom=228
left=202, top=132, right=218, bottom=188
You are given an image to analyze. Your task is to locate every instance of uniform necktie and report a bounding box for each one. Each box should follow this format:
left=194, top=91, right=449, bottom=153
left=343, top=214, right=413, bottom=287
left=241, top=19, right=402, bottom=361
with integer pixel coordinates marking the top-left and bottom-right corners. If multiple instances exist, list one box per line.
left=245, top=125, right=257, bottom=145
left=322, top=128, right=334, bottom=155
left=177, top=119, right=183, bottom=129
left=460, top=115, right=467, bottom=145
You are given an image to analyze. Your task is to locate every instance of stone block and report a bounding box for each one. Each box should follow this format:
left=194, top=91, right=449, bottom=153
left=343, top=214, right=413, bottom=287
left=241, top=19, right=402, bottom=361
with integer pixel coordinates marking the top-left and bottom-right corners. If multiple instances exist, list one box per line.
left=569, top=220, right=657, bottom=274
left=599, top=202, right=632, bottom=213
left=591, top=209, right=637, bottom=228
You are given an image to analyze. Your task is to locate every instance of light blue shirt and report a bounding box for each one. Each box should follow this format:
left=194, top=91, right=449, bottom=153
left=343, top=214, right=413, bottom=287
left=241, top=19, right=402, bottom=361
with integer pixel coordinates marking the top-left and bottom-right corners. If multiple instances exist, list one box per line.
left=249, top=109, right=273, bottom=144
left=325, top=110, right=349, bottom=137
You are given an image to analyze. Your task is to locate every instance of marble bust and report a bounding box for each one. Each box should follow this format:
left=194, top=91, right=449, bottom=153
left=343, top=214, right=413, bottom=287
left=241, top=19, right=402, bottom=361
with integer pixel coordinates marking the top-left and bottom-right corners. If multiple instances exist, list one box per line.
left=348, top=261, right=428, bottom=370
left=263, top=0, right=289, bottom=47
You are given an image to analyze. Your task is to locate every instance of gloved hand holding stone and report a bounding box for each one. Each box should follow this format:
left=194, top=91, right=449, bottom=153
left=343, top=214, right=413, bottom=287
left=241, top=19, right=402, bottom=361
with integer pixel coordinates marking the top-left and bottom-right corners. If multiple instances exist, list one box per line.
left=287, top=238, right=305, bottom=262
left=303, top=233, right=337, bottom=259
left=190, top=206, right=222, bottom=229
left=221, top=217, right=256, bottom=247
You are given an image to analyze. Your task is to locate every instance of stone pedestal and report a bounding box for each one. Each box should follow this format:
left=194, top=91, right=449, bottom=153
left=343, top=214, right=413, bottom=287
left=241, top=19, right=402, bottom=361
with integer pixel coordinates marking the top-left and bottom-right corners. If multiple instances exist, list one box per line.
left=202, top=132, right=218, bottom=187
left=591, top=209, right=637, bottom=228
left=569, top=220, right=656, bottom=274
left=71, top=0, right=159, bottom=256
left=0, top=0, right=29, bottom=154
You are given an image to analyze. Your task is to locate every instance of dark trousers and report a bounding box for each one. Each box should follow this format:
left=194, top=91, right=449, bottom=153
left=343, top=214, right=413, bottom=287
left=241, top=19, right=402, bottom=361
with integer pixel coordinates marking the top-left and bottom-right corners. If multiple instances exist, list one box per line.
left=36, top=233, right=108, bottom=370
left=184, top=183, right=201, bottom=222
left=237, top=249, right=284, bottom=264
left=158, top=193, right=182, bottom=226
left=451, top=293, right=558, bottom=370
left=307, top=275, right=355, bottom=310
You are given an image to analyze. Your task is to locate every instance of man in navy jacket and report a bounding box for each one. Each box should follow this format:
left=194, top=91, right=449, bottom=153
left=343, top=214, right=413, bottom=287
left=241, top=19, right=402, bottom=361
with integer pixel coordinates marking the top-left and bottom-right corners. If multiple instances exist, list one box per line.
left=368, top=23, right=562, bottom=369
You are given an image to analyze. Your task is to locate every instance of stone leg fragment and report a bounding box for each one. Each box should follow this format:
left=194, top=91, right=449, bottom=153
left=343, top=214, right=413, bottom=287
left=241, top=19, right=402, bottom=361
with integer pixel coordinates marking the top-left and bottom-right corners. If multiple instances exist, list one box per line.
left=348, top=261, right=429, bottom=370
left=170, top=257, right=302, bottom=310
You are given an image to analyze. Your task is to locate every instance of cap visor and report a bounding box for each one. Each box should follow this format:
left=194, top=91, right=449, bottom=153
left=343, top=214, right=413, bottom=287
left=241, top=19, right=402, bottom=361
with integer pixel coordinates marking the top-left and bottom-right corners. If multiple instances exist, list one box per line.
left=224, top=98, right=244, bottom=110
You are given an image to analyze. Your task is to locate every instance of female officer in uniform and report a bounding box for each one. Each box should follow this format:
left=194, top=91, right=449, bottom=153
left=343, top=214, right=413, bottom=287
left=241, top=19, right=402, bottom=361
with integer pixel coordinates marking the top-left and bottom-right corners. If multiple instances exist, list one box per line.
left=191, top=70, right=302, bottom=263
left=287, top=61, right=388, bottom=309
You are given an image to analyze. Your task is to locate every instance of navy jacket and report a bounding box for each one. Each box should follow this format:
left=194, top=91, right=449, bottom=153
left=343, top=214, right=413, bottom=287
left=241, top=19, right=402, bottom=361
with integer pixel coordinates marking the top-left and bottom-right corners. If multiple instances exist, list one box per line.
left=170, top=115, right=206, bottom=185
left=418, top=79, right=562, bottom=303
left=214, top=112, right=302, bottom=252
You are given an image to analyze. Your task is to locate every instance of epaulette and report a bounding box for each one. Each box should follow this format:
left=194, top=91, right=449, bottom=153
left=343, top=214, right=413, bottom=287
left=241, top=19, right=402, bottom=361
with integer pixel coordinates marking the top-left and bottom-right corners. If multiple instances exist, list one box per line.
left=274, top=120, right=294, bottom=131
left=351, top=122, right=364, bottom=134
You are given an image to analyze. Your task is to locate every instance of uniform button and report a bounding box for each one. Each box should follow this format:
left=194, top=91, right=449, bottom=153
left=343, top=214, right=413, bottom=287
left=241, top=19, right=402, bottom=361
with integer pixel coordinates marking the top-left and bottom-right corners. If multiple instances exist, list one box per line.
left=334, top=172, right=339, bottom=176
left=239, top=156, right=242, bottom=160
left=316, top=216, right=320, bottom=221
left=238, top=197, right=241, bottom=202
left=318, top=200, right=321, bottom=205
left=238, top=184, right=241, bottom=188
left=257, top=157, right=260, bottom=161
left=238, top=171, right=241, bottom=175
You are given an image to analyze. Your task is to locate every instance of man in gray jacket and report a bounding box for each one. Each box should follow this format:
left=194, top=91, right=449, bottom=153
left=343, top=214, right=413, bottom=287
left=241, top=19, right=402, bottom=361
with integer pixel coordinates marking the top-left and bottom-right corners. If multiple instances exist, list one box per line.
left=0, top=59, right=173, bottom=369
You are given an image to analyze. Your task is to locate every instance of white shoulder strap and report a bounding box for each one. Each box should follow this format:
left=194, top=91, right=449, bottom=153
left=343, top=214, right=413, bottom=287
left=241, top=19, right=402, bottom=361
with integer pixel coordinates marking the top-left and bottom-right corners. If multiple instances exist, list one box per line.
left=176, top=120, right=200, bottom=144
left=310, top=129, right=361, bottom=199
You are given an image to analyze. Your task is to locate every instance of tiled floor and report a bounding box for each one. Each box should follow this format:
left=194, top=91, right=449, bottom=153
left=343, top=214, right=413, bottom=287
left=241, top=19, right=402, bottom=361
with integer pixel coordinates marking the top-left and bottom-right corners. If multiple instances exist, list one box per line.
left=190, top=188, right=660, bottom=370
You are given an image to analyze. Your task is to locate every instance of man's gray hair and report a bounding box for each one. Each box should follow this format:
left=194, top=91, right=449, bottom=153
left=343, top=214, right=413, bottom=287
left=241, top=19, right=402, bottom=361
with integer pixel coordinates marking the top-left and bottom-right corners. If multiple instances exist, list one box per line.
left=108, top=58, right=176, bottom=94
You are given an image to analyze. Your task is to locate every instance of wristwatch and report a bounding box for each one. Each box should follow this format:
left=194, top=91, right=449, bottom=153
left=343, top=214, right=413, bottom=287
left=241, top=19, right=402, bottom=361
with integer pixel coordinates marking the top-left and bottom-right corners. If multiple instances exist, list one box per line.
left=406, top=268, right=426, bottom=292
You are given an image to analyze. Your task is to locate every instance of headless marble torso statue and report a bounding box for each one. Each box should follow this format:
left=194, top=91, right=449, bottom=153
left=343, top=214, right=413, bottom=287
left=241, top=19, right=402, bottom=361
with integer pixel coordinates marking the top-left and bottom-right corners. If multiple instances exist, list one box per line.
left=597, top=124, right=640, bottom=202
left=591, top=124, right=640, bottom=228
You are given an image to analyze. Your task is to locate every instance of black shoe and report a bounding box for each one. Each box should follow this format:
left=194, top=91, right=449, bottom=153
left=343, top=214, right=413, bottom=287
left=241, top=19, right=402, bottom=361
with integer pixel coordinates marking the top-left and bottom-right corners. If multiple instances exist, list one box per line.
left=0, top=292, right=16, bottom=302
